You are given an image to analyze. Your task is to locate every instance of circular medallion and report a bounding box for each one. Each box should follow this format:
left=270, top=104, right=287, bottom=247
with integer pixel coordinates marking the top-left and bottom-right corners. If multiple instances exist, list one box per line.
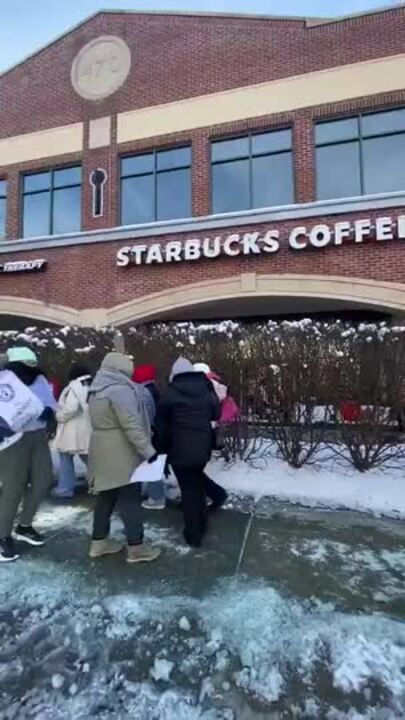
left=0, top=384, right=15, bottom=402
left=71, top=36, right=131, bottom=101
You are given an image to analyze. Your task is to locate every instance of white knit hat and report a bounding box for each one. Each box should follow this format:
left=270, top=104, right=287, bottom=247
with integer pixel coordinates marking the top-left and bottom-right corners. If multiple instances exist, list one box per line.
left=193, top=362, right=210, bottom=374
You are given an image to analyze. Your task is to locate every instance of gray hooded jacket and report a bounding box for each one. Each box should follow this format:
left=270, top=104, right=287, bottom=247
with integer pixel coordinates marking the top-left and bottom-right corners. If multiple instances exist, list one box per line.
left=88, top=353, right=155, bottom=492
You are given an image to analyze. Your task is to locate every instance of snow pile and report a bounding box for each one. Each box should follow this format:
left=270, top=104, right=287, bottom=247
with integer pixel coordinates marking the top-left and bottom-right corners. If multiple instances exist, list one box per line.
left=210, top=455, right=405, bottom=519
left=199, top=581, right=405, bottom=713
left=1, top=569, right=405, bottom=718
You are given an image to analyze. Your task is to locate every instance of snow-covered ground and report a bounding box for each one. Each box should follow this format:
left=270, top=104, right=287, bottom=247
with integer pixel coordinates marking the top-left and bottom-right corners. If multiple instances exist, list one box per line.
left=1, top=554, right=405, bottom=719
left=210, top=454, right=405, bottom=520
left=1, top=500, right=405, bottom=719
left=64, top=447, right=405, bottom=520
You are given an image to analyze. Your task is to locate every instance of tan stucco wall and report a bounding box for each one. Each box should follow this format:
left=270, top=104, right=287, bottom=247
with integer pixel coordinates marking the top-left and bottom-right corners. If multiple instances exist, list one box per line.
left=2, top=275, right=405, bottom=327
left=107, top=274, right=405, bottom=325
left=117, top=54, right=405, bottom=143
left=0, top=123, right=83, bottom=167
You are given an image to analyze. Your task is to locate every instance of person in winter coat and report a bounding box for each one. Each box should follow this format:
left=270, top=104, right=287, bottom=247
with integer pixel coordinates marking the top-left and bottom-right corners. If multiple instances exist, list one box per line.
left=132, top=364, right=159, bottom=409
left=0, top=347, right=56, bottom=563
left=88, top=352, right=161, bottom=564
left=193, top=363, right=228, bottom=403
left=53, top=364, right=93, bottom=499
left=154, top=357, right=227, bottom=548
left=132, top=364, right=166, bottom=511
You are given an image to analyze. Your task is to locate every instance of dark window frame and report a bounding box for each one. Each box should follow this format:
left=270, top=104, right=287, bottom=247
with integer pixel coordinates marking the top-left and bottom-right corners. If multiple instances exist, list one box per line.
left=21, top=164, right=82, bottom=238
left=0, top=179, right=6, bottom=238
left=120, top=145, right=192, bottom=225
left=210, top=128, right=294, bottom=213
left=315, top=108, right=405, bottom=199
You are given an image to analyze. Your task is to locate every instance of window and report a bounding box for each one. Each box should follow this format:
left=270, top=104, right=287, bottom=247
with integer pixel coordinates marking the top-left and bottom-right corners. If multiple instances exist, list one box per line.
left=121, top=147, right=192, bottom=225
left=22, top=166, right=82, bottom=238
left=211, top=129, right=294, bottom=214
left=316, top=108, right=405, bottom=201
left=0, top=180, right=6, bottom=238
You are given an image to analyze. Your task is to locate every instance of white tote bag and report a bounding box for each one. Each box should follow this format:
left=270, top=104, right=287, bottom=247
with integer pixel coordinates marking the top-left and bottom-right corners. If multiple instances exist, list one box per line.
left=0, top=369, right=44, bottom=432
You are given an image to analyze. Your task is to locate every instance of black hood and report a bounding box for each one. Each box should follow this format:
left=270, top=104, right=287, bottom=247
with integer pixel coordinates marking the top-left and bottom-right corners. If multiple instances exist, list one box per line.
left=6, top=362, right=42, bottom=386
left=171, top=372, right=211, bottom=399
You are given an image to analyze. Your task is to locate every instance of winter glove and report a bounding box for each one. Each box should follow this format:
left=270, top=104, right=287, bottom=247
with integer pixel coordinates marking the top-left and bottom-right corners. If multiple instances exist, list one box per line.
left=40, top=407, right=57, bottom=440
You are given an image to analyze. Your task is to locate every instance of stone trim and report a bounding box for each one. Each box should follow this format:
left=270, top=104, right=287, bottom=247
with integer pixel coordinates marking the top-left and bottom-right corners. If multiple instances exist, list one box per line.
left=1, top=191, right=405, bottom=254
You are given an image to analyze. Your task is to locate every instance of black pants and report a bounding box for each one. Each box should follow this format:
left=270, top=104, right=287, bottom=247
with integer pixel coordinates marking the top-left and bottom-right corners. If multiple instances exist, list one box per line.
left=92, top=484, right=143, bottom=546
left=173, top=466, right=227, bottom=548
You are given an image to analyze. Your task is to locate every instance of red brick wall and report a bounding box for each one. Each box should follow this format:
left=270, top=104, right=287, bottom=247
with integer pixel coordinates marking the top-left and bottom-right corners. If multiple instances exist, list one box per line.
left=1, top=8, right=405, bottom=319
left=1, top=8, right=405, bottom=236
left=0, top=207, right=404, bottom=312
left=2, top=7, right=405, bottom=138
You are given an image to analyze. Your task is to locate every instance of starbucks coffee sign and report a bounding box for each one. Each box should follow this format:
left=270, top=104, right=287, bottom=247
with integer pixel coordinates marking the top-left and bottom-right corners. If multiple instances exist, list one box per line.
left=116, top=214, right=405, bottom=267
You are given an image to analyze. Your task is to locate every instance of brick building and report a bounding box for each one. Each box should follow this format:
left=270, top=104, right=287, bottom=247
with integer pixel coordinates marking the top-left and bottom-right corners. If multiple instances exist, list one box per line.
left=1, top=5, right=405, bottom=326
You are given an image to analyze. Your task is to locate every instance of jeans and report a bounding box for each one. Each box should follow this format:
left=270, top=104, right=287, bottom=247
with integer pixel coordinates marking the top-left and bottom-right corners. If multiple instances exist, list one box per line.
left=147, top=480, right=165, bottom=502
left=92, top=483, right=143, bottom=546
left=172, top=466, right=227, bottom=548
left=56, top=453, right=88, bottom=498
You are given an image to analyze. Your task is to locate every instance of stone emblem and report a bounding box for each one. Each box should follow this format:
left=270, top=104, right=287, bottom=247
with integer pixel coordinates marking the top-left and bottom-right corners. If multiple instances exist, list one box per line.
left=71, top=36, right=131, bottom=101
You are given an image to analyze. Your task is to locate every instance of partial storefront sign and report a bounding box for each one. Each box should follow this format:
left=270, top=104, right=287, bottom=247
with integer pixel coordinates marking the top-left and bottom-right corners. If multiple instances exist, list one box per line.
left=117, top=214, right=405, bottom=267
left=0, top=259, right=47, bottom=273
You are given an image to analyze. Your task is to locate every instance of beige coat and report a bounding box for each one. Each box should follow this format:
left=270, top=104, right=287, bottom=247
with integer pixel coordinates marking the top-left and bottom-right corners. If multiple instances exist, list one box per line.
left=88, top=353, right=155, bottom=493
left=54, top=376, right=92, bottom=454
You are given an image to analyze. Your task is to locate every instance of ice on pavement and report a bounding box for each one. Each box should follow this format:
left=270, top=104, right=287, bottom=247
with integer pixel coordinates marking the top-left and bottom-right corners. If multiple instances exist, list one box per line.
left=151, top=658, right=175, bottom=682
left=286, top=538, right=405, bottom=600
left=1, top=553, right=405, bottom=719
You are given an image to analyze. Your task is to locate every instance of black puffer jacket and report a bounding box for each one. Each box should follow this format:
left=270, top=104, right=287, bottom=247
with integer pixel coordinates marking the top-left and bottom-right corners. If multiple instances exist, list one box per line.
left=155, top=372, right=220, bottom=468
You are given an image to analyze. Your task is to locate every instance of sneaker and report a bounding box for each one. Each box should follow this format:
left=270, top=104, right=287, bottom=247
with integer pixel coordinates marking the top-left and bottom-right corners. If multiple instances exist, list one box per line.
left=142, top=498, right=166, bottom=511
left=0, top=537, right=19, bottom=563
left=127, top=544, right=161, bottom=564
left=89, top=539, right=124, bottom=559
left=13, top=525, right=45, bottom=547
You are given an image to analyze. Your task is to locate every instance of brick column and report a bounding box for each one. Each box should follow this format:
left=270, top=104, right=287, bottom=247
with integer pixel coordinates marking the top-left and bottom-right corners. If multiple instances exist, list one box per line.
left=5, top=168, right=20, bottom=240
left=192, top=132, right=210, bottom=217
left=82, top=115, right=118, bottom=232
left=294, top=112, right=315, bottom=205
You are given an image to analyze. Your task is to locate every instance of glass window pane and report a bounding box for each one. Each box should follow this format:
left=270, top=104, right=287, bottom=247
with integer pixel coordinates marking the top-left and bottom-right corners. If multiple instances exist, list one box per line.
left=0, top=180, right=6, bottom=198
left=157, top=147, right=191, bottom=171
left=363, top=134, right=405, bottom=195
left=212, top=159, right=250, bottom=213
left=212, top=137, right=249, bottom=162
left=362, top=108, right=405, bottom=137
left=252, top=153, right=294, bottom=208
left=252, top=129, right=292, bottom=155
left=23, top=171, right=50, bottom=193
left=316, top=142, right=361, bottom=200
left=316, top=118, right=359, bottom=145
left=121, top=154, right=154, bottom=177
left=53, top=187, right=81, bottom=234
left=23, top=192, right=50, bottom=237
left=0, top=198, right=6, bottom=237
left=157, top=168, right=191, bottom=221
left=53, top=166, right=81, bottom=188
left=121, top=175, right=155, bottom=225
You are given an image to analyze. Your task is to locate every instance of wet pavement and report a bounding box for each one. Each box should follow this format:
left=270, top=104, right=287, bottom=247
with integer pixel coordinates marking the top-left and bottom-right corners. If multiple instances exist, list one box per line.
left=0, top=496, right=404, bottom=719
